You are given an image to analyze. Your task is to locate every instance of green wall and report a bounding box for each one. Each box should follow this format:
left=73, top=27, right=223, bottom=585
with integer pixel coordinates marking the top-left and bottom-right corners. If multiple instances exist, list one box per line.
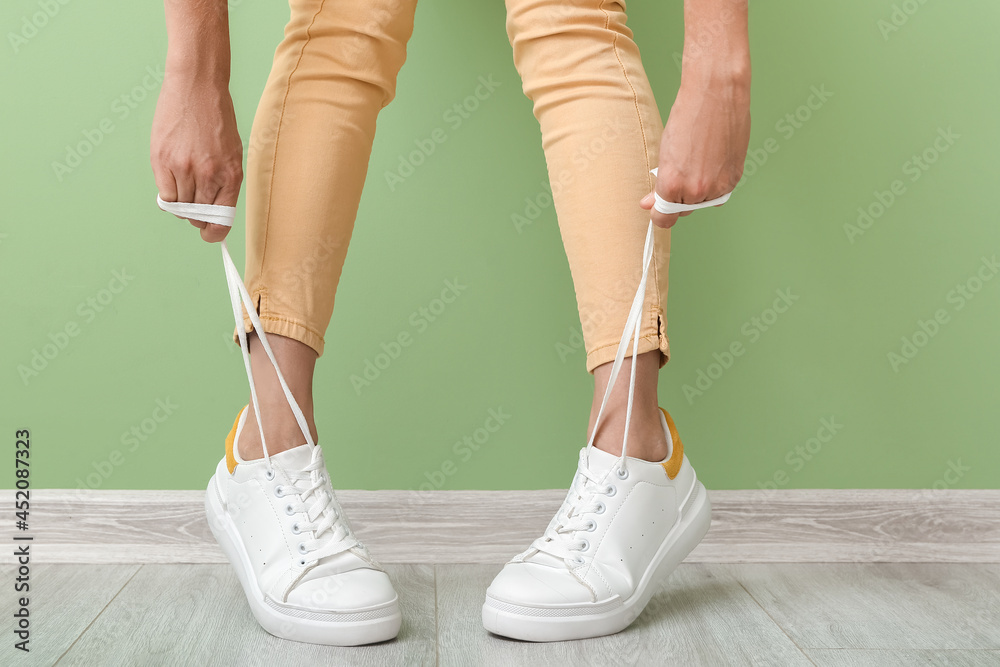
left=3, top=0, right=998, bottom=492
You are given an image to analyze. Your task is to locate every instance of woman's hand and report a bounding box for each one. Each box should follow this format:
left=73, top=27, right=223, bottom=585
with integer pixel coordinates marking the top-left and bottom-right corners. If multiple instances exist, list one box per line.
left=641, top=75, right=751, bottom=229
left=151, top=73, right=243, bottom=242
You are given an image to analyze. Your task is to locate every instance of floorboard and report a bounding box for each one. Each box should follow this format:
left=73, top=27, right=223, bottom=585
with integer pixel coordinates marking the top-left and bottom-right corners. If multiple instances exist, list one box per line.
left=6, top=562, right=998, bottom=665
left=434, top=563, right=813, bottom=666
left=732, top=563, right=1000, bottom=650
left=54, top=564, right=436, bottom=667
left=805, top=649, right=1000, bottom=666
left=0, top=563, right=138, bottom=666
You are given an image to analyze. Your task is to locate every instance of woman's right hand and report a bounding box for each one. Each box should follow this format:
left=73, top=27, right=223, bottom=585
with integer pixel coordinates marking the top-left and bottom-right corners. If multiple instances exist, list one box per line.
left=151, top=73, right=243, bottom=243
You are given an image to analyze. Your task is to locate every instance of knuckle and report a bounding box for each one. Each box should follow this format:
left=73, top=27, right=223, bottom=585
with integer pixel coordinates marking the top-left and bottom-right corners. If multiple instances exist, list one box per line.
left=659, top=182, right=682, bottom=202
left=689, top=182, right=711, bottom=201
left=196, top=160, right=220, bottom=181
left=172, top=157, right=194, bottom=175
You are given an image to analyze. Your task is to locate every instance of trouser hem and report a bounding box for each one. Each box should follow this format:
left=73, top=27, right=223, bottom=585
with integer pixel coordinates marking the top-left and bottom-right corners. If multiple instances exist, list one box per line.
left=232, top=299, right=326, bottom=357
left=585, top=312, right=670, bottom=373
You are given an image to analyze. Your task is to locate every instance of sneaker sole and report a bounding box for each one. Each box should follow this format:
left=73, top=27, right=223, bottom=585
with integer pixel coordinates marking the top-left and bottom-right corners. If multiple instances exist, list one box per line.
left=205, top=474, right=402, bottom=646
left=482, top=479, right=711, bottom=642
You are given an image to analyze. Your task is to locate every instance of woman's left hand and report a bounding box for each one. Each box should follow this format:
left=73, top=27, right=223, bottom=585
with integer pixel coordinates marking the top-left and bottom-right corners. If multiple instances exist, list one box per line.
left=641, top=76, right=751, bottom=229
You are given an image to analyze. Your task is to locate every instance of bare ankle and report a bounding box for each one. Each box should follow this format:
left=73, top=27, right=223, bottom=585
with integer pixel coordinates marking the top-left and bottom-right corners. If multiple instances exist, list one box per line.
left=591, top=412, right=669, bottom=462
left=237, top=405, right=317, bottom=461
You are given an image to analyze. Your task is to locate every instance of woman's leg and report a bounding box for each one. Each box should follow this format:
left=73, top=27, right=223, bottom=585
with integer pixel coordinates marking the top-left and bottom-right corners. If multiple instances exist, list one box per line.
left=505, top=0, right=671, bottom=460
left=235, top=0, right=418, bottom=459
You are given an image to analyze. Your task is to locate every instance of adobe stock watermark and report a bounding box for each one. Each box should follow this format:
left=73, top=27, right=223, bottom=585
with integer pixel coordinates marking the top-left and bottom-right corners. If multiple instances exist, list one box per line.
left=279, top=231, right=338, bottom=293
left=405, top=407, right=512, bottom=505
left=682, top=288, right=799, bottom=404
left=669, top=0, right=749, bottom=71
left=928, top=459, right=971, bottom=490
left=553, top=276, right=635, bottom=363
left=758, top=416, right=845, bottom=489
left=72, top=398, right=179, bottom=493
left=384, top=75, right=501, bottom=192
left=17, top=268, right=135, bottom=386
left=887, top=254, right=998, bottom=372
left=877, top=0, right=933, bottom=41
left=8, top=0, right=74, bottom=55
left=735, top=85, right=833, bottom=191
left=844, top=127, right=959, bottom=244
left=511, top=120, right=621, bottom=234
left=51, top=65, right=165, bottom=182
left=350, top=278, right=468, bottom=394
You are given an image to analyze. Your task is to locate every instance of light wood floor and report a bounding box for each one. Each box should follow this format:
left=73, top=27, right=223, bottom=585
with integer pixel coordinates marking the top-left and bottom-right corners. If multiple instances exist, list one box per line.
left=3, top=563, right=998, bottom=666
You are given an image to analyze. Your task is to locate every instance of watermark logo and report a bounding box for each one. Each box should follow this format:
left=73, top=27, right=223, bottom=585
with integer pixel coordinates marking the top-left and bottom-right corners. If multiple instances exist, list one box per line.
left=350, top=278, right=468, bottom=394
left=844, top=127, right=959, bottom=244
left=18, top=268, right=135, bottom=386
left=384, top=75, right=501, bottom=192
left=887, top=254, right=999, bottom=372
left=682, top=288, right=799, bottom=404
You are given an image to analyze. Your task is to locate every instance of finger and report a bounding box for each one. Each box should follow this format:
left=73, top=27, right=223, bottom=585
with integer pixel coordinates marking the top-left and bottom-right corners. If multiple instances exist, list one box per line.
left=189, top=219, right=208, bottom=229
left=200, top=223, right=231, bottom=243
left=153, top=168, right=178, bottom=205
left=194, top=177, right=222, bottom=208
left=174, top=171, right=196, bottom=206
left=194, top=189, right=230, bottom=243
left=641, top=190, right=678, bottom=228
left=649, top=191, right=681, bottom=228
left=651, top=209, right=679, bottom=229
left=214, top=162, right=244, bottom=208
left=154, top=169, right=192, bottom=225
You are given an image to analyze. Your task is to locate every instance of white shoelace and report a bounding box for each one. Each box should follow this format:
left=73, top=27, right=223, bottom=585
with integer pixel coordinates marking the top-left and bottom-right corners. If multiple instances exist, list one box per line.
left=156, top=195, right=354, bottom=562
left=280, top=445, right=357, bottom=563
left=154, top=180, right=732, bottom=567
left=530, top=171, right=731, bottom=565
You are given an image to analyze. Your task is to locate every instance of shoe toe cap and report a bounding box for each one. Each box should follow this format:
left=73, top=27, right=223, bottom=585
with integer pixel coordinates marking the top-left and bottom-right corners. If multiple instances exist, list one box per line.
left=286, top=567, right=397, bottom=611
left=487, top=561, right=592, bottom=606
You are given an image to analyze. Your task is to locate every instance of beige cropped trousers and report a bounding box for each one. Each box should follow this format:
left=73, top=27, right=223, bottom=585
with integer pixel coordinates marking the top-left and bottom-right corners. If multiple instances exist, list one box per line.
left=240, top=0, right=672, bottom=372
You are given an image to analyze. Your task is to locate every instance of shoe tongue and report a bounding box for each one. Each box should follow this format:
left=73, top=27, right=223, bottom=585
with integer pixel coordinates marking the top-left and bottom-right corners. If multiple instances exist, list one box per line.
left=584, top=445, right=621, bottom=481
left=523, top=446, right=620, bottom=569
left=268, top=442, right=315, bottom=473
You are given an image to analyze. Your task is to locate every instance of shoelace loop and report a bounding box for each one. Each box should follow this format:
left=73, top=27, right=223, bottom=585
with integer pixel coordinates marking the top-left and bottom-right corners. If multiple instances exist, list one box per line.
left=531, top=449, right=615, bottom=564
left=282, top=446, right=357, bottom=564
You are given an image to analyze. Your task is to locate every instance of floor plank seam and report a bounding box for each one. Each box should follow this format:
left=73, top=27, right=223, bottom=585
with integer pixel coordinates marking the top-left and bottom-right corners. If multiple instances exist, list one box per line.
left=51, top=564, right=144, bottom=665
left=433, top=565, right=440, bottom=667
left=736, top=580, right=818, bottom=666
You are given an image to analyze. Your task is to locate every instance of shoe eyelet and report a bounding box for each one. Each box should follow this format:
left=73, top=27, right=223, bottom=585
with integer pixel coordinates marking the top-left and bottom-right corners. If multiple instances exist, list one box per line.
left=264, top=469, right=275, bottom=481
left=605, top=485, right=617, bottom=497
left=578, top=538, right=590, bottom=552
left=285, top=504, right=295, bottom=516
left=298, top=559, right=307, bottom=567
left=571, top=555, right=585, bottom=567
left=291, top=522, right=301, bottom=535
left=616, top=467, right=629, bottom=480
left=594, top=502, right=606, bottom=515
left=586, top=520, right=597, bottom=532
left=298, top=543, right=308, bottom=555
left=274, top=486, right=284, bottom=498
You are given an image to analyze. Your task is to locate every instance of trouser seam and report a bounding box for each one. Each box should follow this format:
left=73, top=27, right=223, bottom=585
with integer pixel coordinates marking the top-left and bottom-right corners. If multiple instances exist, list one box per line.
left=599, top=0, right=665, bottom=353
left=257, top=0, right=330, bottom=275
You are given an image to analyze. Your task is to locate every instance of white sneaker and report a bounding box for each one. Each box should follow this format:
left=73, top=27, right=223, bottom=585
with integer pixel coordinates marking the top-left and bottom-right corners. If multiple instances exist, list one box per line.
left=206, top=406, right=401, bottom=646
left=482, top=407, right=711, bottom=642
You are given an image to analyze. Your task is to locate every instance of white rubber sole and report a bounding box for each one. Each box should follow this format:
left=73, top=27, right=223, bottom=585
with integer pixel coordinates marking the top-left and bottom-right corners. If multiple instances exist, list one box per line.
left=482, top=479, right=712, bottom=642
left=205, top=474, right=402, bottom=646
